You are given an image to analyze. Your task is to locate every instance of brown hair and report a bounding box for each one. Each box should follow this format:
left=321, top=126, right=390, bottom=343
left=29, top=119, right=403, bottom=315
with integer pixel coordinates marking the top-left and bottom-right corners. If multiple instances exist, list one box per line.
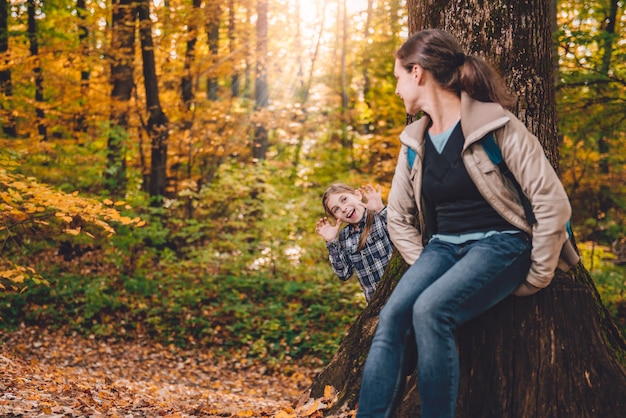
left=395, top=29, right=516, bottom=108
left=322, top=183, right=375, bottom=251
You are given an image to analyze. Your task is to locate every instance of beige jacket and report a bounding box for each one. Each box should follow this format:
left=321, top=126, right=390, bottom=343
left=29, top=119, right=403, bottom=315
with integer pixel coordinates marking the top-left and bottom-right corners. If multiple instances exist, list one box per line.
left=388, top=93, right=577, bottom=294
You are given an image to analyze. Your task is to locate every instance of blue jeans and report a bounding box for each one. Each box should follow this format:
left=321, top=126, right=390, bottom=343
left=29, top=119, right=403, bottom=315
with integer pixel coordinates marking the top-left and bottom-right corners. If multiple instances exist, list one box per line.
left=356, top=232, right=531, bottom=418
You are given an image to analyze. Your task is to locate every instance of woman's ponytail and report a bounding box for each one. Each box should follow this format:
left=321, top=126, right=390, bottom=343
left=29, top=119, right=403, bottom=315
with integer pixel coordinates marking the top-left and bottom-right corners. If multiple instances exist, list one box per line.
left=460, top=55, right=517, bottom=108
left=396, top=29, right=517, bottom=108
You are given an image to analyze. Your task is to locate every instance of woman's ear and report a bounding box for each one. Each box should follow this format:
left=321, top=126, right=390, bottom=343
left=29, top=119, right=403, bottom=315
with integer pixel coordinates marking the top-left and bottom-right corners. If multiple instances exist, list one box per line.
left=413, top=64, right=424, bottom=84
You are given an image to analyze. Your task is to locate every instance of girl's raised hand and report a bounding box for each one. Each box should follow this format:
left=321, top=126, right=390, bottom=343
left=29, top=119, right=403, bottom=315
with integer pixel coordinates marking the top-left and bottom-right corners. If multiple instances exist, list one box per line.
left=358, top=184, right=384, bottom=213
left=316, top=217, right=342, bottom=242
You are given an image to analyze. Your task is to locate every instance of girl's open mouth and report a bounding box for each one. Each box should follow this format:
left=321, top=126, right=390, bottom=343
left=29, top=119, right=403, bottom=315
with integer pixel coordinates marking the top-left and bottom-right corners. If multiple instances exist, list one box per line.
left=347, top=209, right=355, bottom=219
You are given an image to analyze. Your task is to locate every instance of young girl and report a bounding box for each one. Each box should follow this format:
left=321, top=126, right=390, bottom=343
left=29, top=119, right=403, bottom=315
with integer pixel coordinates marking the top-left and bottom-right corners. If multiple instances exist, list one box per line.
left=315, top=183, right=394, bottom=303
left=356, top=29, right=578, bottom=418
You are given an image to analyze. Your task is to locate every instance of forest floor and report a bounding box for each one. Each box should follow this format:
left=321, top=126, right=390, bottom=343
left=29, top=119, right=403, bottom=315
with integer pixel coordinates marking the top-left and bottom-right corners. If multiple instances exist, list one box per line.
left=0, top=327, right=347, bottom=417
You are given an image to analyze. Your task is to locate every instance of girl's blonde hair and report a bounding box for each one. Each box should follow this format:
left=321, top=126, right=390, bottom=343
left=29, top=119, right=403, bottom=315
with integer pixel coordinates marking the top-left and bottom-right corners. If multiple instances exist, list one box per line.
left=322, top=183, right=375, bottom=251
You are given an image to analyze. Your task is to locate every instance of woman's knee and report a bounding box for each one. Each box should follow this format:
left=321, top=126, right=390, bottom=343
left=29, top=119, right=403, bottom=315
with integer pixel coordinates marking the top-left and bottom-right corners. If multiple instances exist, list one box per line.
left=376, top=303, right=411, bottom=337
left=412, top=297, right=451, bottom=334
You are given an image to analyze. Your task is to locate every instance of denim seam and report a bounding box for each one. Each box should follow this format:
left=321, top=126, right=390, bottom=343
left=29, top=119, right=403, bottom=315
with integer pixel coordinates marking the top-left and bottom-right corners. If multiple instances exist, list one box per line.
left=384, top=337, right=408, bottom=418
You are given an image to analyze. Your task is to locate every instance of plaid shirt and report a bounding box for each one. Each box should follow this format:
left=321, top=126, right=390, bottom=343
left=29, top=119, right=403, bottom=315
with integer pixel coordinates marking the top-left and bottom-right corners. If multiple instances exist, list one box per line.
left=326, top=207, right=394, bottom=302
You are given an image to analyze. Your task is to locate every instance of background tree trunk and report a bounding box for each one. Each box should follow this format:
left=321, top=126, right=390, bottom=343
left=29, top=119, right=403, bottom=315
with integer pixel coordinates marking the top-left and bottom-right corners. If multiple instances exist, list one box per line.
left=107, top=0, right=135, bottom=198
left=339, top=0, right=350, bottom=151
left=253, top=0, right=268, bottom=161
left=206, top=1, right=221, bottom=102
left=138, top=0, right=170, bottom=200
left=228, top=0, right=239, bottom=98
left=0, top=0, right=16, bottom=137
left=27, top=0, right=46, bottom=141
left=306, top=1, right=626, bottom=416
left=181, top=0, right=200, bottom=114
left=76, top=0, right=90, bottom=134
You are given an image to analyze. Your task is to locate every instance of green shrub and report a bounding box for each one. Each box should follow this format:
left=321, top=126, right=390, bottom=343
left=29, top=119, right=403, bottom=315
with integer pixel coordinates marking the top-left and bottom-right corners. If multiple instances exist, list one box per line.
left=579, top=242, right=626, bottom=337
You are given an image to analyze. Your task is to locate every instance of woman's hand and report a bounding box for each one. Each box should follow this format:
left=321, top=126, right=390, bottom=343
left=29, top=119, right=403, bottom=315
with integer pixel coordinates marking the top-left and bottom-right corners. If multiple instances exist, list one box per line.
left=316, top=217, right=342, bottom=242
left=359, top=183, right=385, bottom=213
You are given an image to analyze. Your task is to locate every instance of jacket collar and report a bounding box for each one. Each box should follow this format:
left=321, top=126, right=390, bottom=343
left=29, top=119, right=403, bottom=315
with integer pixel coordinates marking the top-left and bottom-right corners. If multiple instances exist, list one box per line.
left=400, top=92, right=511, bottom=150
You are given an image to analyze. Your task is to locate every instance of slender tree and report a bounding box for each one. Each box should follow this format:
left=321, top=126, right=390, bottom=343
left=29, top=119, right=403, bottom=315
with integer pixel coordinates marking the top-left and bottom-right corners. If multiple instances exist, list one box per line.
left=291, top=0, right=327, bottom=178
left=305, top=1, right=626, bottom=416
left=75, top=0, right=90, bottom=134
left=27, top=0, right=46, bottom=140
left=228, top=0, right=239, bottom=97
left=181, top=0, right=201, bottom=114
left=339, top=0, right=349, bottom=150
left=361, top=0, right=373, bottom=110
left=206, top=1, right=221, bottom=101
left=138, top=0, right=170, bottom=200
left=106, top=0, right=135, bottom=198
left=243, top=3, right=252, bottom=98
left=252, top=0, right=268, bottom=161
left=0, top=0, right=15, bottom=136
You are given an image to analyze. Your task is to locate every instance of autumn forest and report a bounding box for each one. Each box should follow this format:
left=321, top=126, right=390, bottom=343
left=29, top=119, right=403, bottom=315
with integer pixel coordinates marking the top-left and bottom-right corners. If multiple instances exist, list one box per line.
left=1, top=0, right=626, bottom=416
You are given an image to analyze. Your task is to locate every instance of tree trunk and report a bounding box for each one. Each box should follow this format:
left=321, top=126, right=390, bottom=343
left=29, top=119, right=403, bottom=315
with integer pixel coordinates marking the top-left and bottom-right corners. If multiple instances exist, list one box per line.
left=253, top=0, right=268, bottom=161
left=228, top=0, right=239, bottom=97
left=107, top=0, right=135, bottom=198
left=75, top=0, right=90, bottom=134
left=27, top=0, right=46, bottom=141
left=339, top=0, right=349, bottom=150
left=138, top=0, right=170, bottom=200
left=206, top=1, right=221, bottom=101
left=304, top=253, right=409, bottom=413
left=181, top=0, right=201, bottom=114
left=0, top=0, right=16, bottom=137
left=290, top=0, right=326, bottom=179
left=306, top=1, right=626, bottom=416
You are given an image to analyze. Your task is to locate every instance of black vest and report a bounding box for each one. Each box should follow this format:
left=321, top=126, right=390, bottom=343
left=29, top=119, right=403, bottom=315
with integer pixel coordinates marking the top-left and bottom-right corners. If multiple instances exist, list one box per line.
left=422, top=123, right=516, bottom=235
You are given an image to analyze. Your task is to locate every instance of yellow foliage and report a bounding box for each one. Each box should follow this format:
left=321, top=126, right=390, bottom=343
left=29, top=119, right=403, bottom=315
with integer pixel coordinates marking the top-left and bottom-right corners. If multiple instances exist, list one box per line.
left=1, top=167, right=142, bottom=237
left=0, top=167, right=144, bottom=286
left=0, top=260, right=46, bottom=288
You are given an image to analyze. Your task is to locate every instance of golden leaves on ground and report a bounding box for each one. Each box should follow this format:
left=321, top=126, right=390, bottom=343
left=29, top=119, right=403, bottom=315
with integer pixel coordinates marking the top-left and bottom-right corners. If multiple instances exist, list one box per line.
left=274, top=384, right=355, bottom=418
left=1, top=327, right=358, bottom=417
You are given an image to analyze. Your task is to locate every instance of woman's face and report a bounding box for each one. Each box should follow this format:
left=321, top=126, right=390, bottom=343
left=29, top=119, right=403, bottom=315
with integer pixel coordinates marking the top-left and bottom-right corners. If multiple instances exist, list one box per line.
left=394, top=58, right=420, bottom=114
left=326, top=191, right=365, bottom=225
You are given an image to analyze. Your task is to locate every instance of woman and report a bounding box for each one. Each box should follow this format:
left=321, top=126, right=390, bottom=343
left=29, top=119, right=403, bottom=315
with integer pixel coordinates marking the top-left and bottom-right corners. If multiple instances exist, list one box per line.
left=356, top=29, right=575, bottom=418
left=316, top=183, right=394, bottom=303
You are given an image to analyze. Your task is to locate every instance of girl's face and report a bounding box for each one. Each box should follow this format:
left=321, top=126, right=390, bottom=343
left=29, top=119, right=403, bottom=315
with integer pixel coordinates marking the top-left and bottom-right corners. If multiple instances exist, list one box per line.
left=394, top=58, right=421, bottom=114
left=326, top=191, right=365, bottom=225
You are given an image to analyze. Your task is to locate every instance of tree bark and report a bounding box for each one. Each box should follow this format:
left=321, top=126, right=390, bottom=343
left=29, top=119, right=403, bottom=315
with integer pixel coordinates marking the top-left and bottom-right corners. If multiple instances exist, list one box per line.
left=253, top=0, right=268, bottom=161
left=306, top=1, right=626, bottom=416
left=27, top=0, right=46, bottom=141
left=138, top=0, right=170, bottom=200
left=206, top=1, right=221, bottom=102
left=0, top=0, right=16, bottom=137
left=339, top=0, right=349, bottom=150
left=75, top=0, right=90, bottom=134
left=107, top=0, right=135, bottom=198
left=181, top=0, right=201, bottom=114
left=228, top=0, right=239, bottom=97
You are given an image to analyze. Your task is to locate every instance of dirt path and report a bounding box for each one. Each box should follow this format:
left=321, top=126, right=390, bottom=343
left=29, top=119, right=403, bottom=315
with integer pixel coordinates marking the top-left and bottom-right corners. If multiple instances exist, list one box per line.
left=0, top=327, right=323, bottom=417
